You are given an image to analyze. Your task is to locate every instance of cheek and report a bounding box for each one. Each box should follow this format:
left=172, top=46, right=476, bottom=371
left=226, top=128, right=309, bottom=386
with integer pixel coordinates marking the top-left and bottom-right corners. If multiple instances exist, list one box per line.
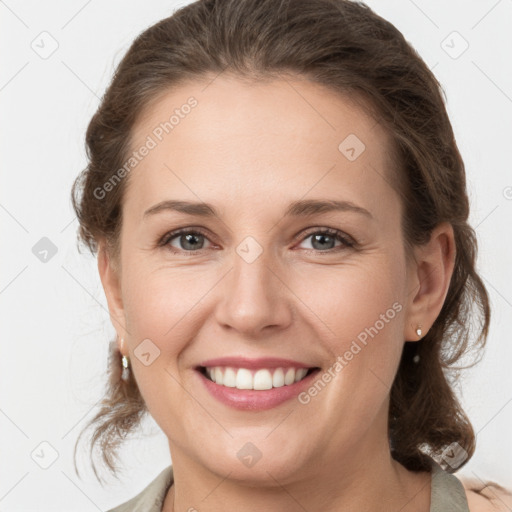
left=122, top=260, right=210, bottom=340
left=299, top=253, right=406, bottom=380
left=119, top=264, right=202, bottom=400
left=294, top=258, right=406, bottom=429
left=120, top=266, right=204, bottom=432
left=304, top=255, right=404, bottom=332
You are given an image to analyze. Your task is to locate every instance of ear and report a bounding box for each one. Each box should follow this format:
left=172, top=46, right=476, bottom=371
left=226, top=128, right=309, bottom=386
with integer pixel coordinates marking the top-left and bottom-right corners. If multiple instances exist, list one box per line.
left=97, top=239, right=128, bottom=356
left=403, top=222, right=456, bottom=342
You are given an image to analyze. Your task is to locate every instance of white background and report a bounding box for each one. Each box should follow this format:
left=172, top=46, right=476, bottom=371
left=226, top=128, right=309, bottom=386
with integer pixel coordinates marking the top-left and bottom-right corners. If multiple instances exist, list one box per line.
left=1, top=0, right=511, bottom=510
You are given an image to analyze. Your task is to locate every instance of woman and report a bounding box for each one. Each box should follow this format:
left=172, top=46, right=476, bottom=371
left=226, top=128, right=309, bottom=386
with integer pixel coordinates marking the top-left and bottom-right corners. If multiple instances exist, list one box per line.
left=71, top=0, right=510, bottom=510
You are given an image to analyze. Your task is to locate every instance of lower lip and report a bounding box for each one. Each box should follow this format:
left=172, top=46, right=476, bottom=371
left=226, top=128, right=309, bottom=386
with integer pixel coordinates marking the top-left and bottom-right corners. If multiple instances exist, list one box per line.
left=196, top=368, right=321, bottom=411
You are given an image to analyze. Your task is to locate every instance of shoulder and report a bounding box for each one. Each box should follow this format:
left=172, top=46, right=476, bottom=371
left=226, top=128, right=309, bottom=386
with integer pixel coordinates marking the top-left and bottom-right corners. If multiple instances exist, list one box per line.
left=459, top=478, right=512, bottom=512
left=106, top=465, right=174, bottom=512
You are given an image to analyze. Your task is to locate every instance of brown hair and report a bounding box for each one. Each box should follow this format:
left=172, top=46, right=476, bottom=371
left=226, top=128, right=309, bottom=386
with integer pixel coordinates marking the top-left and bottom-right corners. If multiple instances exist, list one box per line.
left=71, top=0, right=490, bottom=484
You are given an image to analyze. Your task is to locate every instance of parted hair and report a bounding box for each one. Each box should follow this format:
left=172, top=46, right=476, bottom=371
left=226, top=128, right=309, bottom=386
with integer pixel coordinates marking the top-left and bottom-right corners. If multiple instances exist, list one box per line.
left=71, top=0, right=490, bottom=484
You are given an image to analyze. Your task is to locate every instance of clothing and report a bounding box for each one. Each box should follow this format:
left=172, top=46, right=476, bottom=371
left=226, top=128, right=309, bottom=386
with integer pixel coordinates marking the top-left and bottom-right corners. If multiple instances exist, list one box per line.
left=106, top=457, right=470, bottom=512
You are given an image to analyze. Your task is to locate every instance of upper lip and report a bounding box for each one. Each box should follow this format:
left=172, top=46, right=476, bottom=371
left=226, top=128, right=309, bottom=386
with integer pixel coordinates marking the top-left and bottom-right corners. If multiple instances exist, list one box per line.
left=198, top=357, right=317, bottom=370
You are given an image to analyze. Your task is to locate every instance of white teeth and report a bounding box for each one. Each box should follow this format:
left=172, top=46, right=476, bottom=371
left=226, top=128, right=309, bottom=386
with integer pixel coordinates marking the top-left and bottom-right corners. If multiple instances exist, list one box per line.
left=223, top=367, right=236, bottom=387
left=253, top=369, right=273, bottom=390
left=235, top=368, right=253, bottom=389
left=272, top=368, right=285, bottom=387
left=295, top=368, right=308, bottom=382
left=204, top=366, right=311, bottom=390
left=284, top=368, right=295, bottom=385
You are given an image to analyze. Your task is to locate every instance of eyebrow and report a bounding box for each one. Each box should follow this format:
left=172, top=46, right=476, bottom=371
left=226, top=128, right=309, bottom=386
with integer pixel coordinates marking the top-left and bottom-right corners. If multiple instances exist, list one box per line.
left=143, top=199, right=373, bottom=221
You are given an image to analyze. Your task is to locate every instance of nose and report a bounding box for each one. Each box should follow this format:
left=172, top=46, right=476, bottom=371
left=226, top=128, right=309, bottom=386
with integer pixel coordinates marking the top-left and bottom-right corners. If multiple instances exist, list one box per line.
left=214, top=245, right=293, bottom=337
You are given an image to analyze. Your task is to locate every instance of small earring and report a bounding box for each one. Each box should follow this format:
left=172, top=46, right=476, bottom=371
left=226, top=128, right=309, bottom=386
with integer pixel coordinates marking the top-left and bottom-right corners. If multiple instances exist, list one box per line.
left=415, top=326, right=422, bottom=338
left=120, top=338, right=130, bottom=382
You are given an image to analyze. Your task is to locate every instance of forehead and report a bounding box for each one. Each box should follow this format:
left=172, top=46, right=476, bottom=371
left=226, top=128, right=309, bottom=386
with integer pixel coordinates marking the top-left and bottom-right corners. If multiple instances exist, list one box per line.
left=125, top=74, right=398, bottom=220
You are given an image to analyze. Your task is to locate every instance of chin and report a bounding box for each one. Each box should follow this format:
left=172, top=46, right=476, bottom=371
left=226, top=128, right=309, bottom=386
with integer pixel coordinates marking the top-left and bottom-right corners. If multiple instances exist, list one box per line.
left=195, top=439, right=310, bottom=487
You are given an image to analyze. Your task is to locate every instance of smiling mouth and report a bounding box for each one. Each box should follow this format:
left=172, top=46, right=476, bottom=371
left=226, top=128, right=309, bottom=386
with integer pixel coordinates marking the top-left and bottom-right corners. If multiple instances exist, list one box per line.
left=197, top=365, right=320, bottom=391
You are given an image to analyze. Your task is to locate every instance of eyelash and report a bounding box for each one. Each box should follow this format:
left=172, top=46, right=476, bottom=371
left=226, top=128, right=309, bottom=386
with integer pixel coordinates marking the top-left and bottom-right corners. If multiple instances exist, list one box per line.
left=157, top=227, right=356, bottom=255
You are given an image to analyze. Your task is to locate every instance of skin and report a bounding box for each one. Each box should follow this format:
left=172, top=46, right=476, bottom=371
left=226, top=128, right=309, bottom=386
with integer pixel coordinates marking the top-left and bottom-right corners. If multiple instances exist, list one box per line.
left=461, top=480, right=512, bottom=511
left=98, top=74, right=458, bottom=512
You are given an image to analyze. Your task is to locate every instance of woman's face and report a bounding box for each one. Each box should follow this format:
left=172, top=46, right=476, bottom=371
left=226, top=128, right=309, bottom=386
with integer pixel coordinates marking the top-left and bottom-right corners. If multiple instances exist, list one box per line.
left=102, top=74, right=422, bottom=483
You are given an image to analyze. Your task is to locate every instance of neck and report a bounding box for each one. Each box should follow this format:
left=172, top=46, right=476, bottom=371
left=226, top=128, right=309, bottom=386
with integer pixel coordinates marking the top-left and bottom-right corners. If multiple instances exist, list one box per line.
left=162, top=420, right=431, bottom=512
